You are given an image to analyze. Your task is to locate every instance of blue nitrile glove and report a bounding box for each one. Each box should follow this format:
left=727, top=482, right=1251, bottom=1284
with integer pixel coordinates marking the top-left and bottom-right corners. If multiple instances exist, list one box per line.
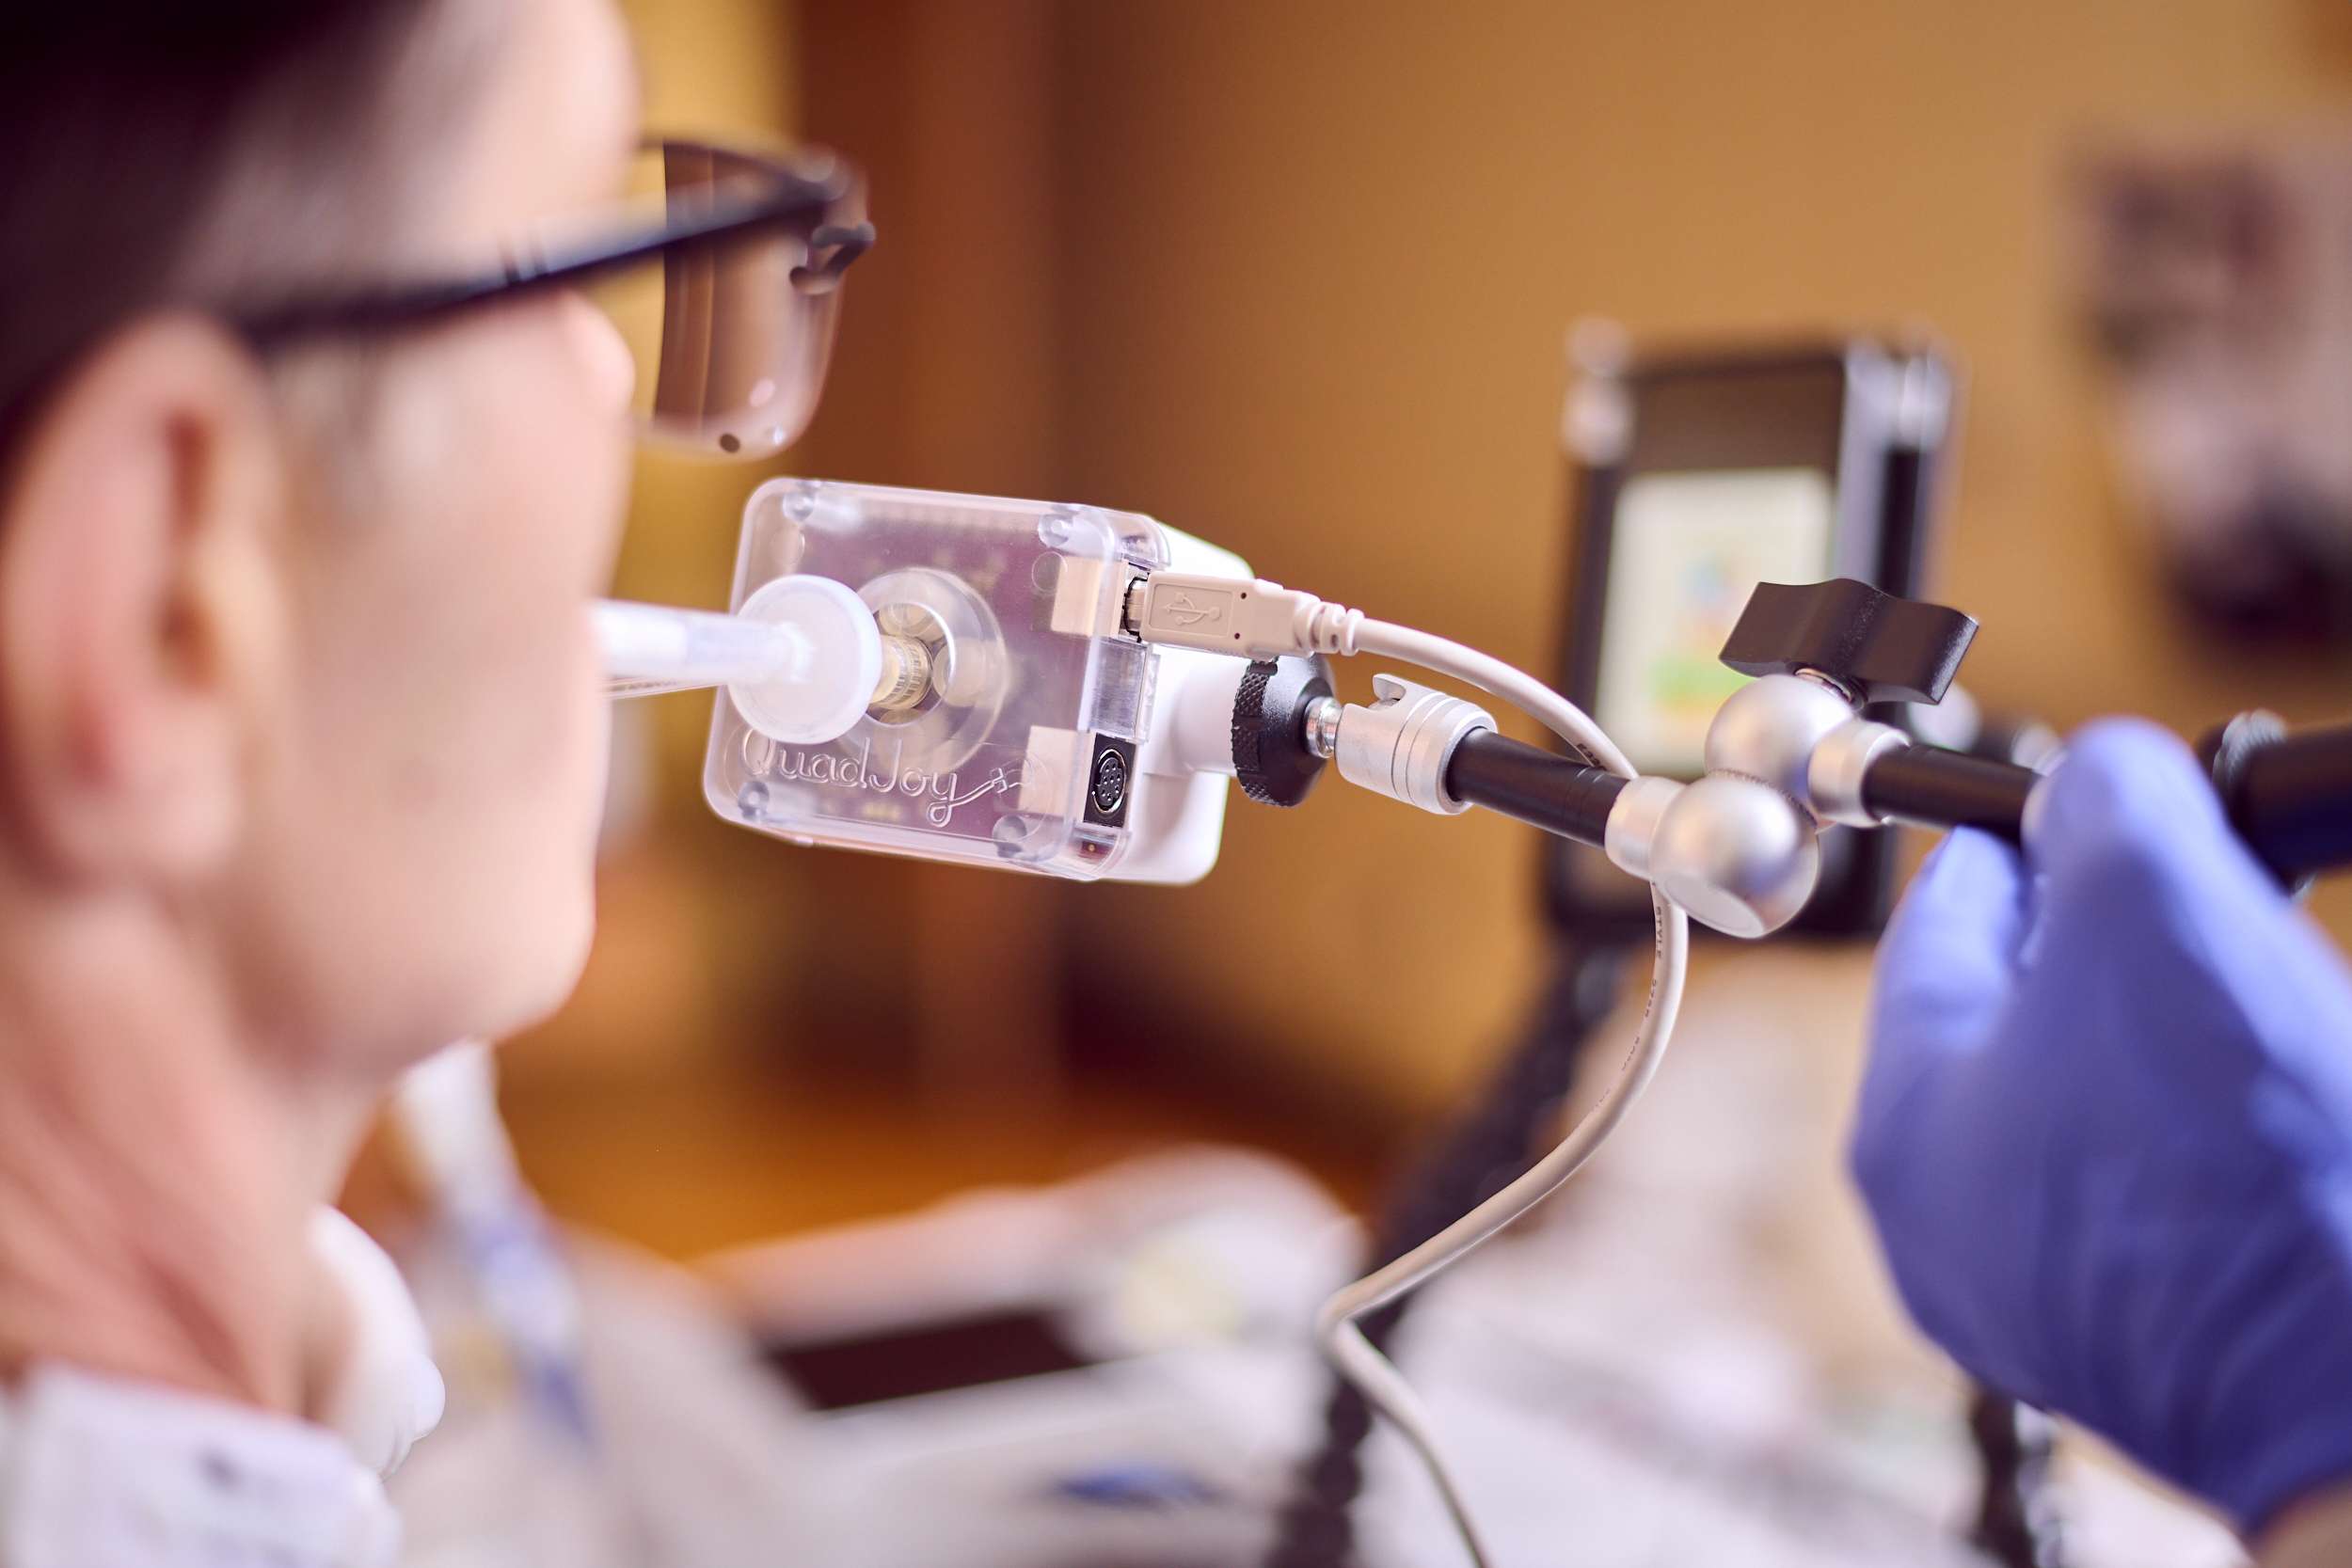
left=1852, top=718, right=2352, bottom=1535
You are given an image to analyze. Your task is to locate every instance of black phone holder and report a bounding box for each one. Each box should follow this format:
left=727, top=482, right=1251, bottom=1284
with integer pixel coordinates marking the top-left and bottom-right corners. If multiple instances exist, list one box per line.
left=1548, top=339, right=1957, bottom=940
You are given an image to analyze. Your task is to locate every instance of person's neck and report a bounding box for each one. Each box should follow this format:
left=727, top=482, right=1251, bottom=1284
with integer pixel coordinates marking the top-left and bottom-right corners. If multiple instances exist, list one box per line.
left=0, top=885, right=358, bottom=1416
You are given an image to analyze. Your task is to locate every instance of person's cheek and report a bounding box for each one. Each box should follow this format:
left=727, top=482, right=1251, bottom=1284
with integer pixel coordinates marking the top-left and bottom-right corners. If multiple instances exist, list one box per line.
left=469, top=300, right=629, bottom=787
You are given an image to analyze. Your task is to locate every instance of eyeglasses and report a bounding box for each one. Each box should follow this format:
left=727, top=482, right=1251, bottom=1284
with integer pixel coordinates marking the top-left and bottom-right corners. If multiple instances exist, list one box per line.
left=228, top=137, right=872, bottom=460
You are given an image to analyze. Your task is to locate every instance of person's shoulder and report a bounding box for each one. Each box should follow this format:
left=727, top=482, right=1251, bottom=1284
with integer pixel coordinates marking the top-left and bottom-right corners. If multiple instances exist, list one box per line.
left=0, top=1363, right=400, bottom=1567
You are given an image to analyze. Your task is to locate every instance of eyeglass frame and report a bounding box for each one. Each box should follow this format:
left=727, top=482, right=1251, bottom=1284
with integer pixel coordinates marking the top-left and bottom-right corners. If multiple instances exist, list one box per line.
left=224, top=138, right=874, bottom=352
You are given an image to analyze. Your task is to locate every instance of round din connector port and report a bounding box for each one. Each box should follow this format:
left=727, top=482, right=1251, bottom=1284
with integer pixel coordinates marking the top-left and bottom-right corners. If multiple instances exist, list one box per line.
left=1090, top=748, right=1129, bottom=816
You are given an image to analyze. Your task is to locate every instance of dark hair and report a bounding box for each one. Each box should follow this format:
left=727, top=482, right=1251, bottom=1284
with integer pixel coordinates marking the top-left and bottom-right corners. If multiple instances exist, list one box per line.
left=0, top=0, right=468, bottom=455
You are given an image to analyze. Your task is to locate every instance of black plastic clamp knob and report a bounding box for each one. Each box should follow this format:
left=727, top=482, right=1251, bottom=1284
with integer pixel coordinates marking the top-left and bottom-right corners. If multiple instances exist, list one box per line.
left=1720, top=578, right=1979, bottom=706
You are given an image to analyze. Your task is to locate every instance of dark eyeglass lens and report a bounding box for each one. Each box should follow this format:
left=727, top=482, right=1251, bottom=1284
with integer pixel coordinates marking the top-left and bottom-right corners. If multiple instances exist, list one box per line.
left=583, top=140, right=849, bottom=458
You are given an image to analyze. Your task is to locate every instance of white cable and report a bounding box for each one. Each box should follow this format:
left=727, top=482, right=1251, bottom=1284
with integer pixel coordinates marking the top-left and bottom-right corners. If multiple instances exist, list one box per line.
left=1130, top=573, right=1691, bottom=1568
left=1326, top=623, right=1687, bottom=1567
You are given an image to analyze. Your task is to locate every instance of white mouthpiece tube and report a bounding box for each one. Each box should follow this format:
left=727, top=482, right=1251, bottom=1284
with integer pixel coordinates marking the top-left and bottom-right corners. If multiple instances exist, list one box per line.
left=596, top=577, right=885, bottom=747
left=596, top=598, right=814, bottom=697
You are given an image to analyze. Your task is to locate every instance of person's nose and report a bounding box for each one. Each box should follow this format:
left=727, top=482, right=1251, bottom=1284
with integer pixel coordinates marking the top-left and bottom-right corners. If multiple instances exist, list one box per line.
left=558, top=289, right=637, bottom=418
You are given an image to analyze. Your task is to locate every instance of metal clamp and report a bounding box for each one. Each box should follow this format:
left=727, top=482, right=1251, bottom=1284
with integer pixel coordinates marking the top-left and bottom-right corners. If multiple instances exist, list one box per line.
left=1808, top=719, right=1913, bottom=828
left=1333, top=674, right=1493, bottom=816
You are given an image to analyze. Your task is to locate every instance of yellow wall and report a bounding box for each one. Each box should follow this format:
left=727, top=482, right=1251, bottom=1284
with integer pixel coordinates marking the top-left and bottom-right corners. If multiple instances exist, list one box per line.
left=621, top=0, right=794, bottom=147
left=1047, top=0, right=2352, bottom=1110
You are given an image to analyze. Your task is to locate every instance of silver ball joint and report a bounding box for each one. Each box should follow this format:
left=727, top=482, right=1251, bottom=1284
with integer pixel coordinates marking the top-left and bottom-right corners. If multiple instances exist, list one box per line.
left=1702, top=673, right=1857, bottom=815
left=1639, top=775, right=1821, bottom=939
left=1607, top=672, right=1867, bottom=939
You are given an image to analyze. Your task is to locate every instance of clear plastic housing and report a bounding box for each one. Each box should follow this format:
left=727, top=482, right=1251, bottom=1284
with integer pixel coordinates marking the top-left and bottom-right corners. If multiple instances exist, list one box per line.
left=704, top=479, right=1176, bottom=879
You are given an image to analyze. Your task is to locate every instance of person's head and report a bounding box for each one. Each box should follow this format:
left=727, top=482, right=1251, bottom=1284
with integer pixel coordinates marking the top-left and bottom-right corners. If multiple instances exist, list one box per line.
left=0, top=0, right=642, bottom=1072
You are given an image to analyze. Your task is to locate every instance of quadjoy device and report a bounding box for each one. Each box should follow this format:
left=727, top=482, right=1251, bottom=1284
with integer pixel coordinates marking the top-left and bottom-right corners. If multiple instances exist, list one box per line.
left=703, top=479, right=1253, bottom=883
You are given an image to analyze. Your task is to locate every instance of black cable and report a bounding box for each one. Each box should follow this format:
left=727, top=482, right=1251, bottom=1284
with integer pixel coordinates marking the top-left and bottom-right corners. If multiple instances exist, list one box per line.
left=1970, top=1389, right=2066, bottom=1567
left=1264, top=943, right=1628, bottom=1568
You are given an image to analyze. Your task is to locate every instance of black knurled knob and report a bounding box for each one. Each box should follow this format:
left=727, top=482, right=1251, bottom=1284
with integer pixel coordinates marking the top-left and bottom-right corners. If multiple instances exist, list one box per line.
left=1232, top=655, right=1335, bottom=807
left=1719, top=578, right=1979, bottom=705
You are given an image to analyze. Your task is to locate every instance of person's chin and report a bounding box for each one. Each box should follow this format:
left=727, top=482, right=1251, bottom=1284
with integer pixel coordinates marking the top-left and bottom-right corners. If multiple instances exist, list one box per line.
left=500, top=884, right=598, bottom=1038
left=432, top=876, right=598, bottom=1053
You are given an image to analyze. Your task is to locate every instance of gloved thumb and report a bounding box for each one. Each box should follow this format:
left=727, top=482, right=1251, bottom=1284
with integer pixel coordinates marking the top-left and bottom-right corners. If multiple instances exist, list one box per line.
left=2024, top=718, right=2248, bottom=903
left=2026, top=716, right=2352, bottom=1136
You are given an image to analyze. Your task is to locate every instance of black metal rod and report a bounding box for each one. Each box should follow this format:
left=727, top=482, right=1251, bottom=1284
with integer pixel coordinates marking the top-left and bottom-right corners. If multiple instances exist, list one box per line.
left=2216, top=722, right=2352, bottom=884
left=1865, top=722, right=2352, bottom=886
left=1443, top=729, right=1626, bottom=847
left=1861, top=746, right=2037, bottom=840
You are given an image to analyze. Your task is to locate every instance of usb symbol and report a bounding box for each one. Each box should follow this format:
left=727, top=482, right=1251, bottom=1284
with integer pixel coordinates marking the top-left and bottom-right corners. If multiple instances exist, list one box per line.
left=1161, top=593, right=1219, bottom=627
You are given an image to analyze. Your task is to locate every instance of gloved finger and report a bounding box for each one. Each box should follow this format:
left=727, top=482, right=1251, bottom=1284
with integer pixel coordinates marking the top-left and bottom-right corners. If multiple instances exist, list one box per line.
left=1868, top=825, right=2028, bottom=1045
left=1852, top=827, right=2026, bottom=1196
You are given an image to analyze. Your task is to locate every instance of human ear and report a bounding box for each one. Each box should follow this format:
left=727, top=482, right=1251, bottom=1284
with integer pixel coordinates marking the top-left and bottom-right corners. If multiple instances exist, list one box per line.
left=0, top=316, right=292, bottom=886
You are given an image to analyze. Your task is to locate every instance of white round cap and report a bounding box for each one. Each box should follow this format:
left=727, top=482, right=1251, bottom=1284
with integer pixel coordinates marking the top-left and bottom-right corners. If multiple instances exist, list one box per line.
left=728, top=575, right=882, bottom=745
